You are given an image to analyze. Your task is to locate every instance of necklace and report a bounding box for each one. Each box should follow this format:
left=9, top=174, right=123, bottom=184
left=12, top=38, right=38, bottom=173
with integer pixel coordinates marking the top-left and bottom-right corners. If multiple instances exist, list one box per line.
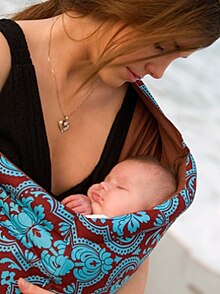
left=47, top=17, right=91, bottom=134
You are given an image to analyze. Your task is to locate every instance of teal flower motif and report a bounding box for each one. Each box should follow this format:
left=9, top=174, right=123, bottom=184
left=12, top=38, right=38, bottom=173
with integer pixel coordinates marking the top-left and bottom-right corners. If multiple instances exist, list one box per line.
left=99, top=248, right=113, bottom=274
left=110, top=275, right=130, bottom=294
left=1, top=271, right=15, bottom=286
left=153, top=214, right=166, bottom=227
left=1, top=203, right=53, bottom=249
left=0, top=186, right=7, bottom=199
left=151, top=230, right=161, bottom=245
left=40, top=240, right=74, bottom=276
left=24, top=250, right=37, bottom=262
left=112, top=212, right=150, bottom=236
left=63, top=283, right=76, bottom=293
left=9, top=202, right=19, bottom=213
left=145, top=228, right=162, bottom=247
left=41, top=249, right=74, bottom=276
left=72, top=245, right=113, bottom=282
left=59, top=222, right=72, bottom=243
left=0, top=258, right=21, bottom=270
left=59, top=222, right=71, bottom=235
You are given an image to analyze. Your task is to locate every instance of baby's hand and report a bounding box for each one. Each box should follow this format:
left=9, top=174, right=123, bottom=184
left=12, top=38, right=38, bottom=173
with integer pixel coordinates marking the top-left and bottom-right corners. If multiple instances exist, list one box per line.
left=61, top=194, right=92, bottom=215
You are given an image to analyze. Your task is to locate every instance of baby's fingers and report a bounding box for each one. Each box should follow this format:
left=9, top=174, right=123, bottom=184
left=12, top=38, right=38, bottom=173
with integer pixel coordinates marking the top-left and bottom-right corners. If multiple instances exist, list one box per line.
left=61, top=194, right=84, bottom=205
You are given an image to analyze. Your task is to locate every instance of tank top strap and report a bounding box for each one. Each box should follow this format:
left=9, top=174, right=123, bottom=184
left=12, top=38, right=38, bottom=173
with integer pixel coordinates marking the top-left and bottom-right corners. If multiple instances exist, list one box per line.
left=0, top=19, right=32, bottom=65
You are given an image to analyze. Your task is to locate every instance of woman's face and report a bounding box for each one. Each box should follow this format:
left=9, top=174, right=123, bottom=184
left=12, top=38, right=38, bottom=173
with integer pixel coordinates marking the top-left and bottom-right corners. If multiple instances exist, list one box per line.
left=97, top=43, right=194, bottom=87
left=93, top=25, right=194, bottom=88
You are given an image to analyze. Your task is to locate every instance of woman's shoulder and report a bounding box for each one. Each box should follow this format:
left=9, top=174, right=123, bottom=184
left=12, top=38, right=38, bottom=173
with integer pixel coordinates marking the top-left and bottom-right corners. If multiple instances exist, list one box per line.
left=0, top=31, right=11, bottom=92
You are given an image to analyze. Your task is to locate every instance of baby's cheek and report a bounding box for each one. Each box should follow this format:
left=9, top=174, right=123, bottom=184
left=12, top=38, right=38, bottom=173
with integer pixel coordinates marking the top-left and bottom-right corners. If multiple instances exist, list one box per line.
left=102, top=199, right=121, bottom=217
left=87, top=184, right=98, bottom=198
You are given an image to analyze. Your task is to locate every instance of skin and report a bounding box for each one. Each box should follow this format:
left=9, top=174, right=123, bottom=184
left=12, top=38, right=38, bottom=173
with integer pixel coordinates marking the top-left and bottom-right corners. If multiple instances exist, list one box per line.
left=61, top=193, right=92, bottom=214
left=97, top=42, right=193, bottom=87
left=0, top=16, right=193, bottom=198
left=0, top=11, right=193, bottom=294
left=87, top=160, right=168, bottom=216
left=62, top=160, right=165, bottom=216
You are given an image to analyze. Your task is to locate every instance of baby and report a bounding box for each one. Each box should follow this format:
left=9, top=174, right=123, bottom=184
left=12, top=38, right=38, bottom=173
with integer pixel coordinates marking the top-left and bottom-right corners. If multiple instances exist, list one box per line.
left=62, top=156, right=177, bottom=217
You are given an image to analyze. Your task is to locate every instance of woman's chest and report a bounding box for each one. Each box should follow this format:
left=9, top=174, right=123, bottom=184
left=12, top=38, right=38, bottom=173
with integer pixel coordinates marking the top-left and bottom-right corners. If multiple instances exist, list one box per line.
left=44, top=99, right=124, bottom=196
left=49, top=124, right=106, bottom=195
left=35, top=66, right=127, bottom=195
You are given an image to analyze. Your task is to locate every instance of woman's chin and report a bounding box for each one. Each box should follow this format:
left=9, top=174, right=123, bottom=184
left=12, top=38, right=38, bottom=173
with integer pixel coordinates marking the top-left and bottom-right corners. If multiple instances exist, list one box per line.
left=97, top=69, right=127, bottom=88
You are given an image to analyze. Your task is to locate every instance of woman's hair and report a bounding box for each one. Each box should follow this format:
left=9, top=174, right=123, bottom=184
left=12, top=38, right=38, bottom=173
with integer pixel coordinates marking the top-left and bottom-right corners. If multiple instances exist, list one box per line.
left=13, top=0, right=220, bottom=49
left=13, top=0, right=220, bottom=87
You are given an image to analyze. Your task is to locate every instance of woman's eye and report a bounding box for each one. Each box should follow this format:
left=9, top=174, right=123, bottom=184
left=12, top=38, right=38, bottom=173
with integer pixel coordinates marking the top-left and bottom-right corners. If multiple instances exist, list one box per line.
left=154, top=43, right=165, bottom=52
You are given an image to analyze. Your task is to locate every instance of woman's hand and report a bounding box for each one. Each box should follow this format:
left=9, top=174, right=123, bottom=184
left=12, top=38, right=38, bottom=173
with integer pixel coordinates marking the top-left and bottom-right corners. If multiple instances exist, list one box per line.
left=18, top=278, right=53, bottom=294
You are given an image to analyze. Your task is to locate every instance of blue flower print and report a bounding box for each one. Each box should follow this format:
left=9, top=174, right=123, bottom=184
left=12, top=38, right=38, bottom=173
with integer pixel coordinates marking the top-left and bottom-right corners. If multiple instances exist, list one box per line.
left=72, top=245, right=113, bottom=282
left=112, top=212, right=150, bottom=236
left=110, top=275, right=130, bottom=294
left=41, top=250, right=74, bottom=276
left=0, top=186, right=7, bottom=199
left=1, top=271, right=15, bottom=286
left=24, top=250, right=37, bottom=262
left=63, top=283, right=76, bottom=294
left=153, top=213, right=166, bottom=227
left=1, top=202, right=53, bottom=249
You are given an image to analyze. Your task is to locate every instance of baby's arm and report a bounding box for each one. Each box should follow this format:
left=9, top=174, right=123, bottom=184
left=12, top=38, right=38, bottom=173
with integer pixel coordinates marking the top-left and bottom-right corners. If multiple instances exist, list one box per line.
left=61, top=194, right=92, bottom=215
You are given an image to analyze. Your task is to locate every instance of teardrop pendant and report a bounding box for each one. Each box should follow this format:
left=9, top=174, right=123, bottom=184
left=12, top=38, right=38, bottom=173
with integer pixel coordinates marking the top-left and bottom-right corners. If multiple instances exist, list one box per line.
left=58, top=116, right=70, bottom=133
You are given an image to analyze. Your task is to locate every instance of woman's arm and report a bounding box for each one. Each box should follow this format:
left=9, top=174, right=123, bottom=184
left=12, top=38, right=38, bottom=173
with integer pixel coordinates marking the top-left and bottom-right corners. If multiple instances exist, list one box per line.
left=0, top=32, right=11, bottom=92
left=117, top=258, right=149, bottom=294
left=18, top=258, right=149, bottom=294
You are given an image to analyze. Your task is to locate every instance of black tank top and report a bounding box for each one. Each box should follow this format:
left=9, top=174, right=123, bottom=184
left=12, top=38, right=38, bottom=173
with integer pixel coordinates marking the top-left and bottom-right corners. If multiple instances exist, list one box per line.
left=0, top=19, right=137, bottom=201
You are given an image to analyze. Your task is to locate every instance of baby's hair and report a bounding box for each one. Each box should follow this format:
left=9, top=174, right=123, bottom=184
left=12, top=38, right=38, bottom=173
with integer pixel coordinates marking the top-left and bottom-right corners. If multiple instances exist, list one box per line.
left=125, top=155, right=177, bottom=205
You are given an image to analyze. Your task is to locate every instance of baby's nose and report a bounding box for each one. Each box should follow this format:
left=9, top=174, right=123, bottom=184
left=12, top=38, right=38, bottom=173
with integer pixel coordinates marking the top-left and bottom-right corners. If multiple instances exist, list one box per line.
left=99, top=181, right=110, bottom=191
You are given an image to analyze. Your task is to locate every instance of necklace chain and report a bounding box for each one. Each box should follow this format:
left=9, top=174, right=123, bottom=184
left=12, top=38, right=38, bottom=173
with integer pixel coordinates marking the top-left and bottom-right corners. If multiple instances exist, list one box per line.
left=47, top=17, right=91, bottom=134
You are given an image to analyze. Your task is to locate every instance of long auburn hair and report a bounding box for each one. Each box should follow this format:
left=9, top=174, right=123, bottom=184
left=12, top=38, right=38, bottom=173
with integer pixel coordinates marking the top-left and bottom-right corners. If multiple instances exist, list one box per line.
left=13, top=0, right=220, bottom=87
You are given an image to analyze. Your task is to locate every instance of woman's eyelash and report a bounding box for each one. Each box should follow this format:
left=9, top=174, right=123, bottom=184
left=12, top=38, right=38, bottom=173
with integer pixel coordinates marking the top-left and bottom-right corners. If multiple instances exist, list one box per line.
left=154, top=43, right=165, bottom=51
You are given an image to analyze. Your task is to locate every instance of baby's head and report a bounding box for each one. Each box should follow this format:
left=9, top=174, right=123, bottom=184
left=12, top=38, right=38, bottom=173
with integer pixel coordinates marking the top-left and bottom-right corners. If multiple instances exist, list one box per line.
left=87, top=156, right=176, bottom=217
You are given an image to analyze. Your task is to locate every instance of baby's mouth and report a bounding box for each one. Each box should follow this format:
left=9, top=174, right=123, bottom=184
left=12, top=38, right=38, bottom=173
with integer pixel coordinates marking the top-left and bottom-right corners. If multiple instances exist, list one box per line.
left=91, top=191, right=103, bottom=205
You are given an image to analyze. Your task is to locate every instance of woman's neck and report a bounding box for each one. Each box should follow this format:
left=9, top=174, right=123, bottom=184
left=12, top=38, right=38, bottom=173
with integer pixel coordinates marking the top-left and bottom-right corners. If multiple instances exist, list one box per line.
left=17, top=13, right=127, bottom=105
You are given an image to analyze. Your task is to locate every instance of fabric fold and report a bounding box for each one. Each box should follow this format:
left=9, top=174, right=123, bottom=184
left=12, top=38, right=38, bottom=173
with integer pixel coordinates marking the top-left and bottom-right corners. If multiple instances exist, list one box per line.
left=0, top=82, right=196, bottom=293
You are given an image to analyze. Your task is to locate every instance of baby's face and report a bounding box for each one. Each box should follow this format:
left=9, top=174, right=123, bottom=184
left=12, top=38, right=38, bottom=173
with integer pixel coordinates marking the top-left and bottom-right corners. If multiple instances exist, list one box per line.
left=87, top=160, right=150, bottom=217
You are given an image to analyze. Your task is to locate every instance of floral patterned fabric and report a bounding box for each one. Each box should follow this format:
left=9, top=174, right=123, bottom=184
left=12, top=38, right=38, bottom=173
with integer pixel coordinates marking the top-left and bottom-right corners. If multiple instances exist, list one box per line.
left=0, top=83, right=197, bottom=293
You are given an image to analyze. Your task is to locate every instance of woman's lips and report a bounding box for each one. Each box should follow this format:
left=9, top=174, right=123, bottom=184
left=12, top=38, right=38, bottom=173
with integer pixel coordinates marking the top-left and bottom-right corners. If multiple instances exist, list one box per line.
left=127, top=67, right=141, bottom=82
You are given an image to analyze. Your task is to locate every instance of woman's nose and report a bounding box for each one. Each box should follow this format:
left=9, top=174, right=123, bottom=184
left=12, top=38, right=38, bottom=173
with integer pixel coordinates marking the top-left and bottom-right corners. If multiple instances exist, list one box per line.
left=146, top=63, right=167, bottom=79
left=146, top=57, right=175, bottom=79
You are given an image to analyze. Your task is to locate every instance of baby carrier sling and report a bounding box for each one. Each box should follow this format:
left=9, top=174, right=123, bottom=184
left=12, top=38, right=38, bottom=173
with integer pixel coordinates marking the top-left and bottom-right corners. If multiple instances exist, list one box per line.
left=0, top=80, right=196, bottom=293
left=0, top=19, right=196, bottom=294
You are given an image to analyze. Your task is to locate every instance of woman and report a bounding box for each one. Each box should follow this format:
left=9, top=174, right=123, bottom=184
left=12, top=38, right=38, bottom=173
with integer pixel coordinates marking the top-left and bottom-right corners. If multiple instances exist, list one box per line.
left=0, top=0, right=219, bottom=293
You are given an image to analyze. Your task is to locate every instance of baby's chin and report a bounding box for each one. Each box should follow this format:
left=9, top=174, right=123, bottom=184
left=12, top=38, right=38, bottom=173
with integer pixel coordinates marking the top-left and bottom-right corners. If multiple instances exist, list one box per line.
left=91, top=202, right=104, bottom=215
left=91, top=202, right=120, bottom=218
